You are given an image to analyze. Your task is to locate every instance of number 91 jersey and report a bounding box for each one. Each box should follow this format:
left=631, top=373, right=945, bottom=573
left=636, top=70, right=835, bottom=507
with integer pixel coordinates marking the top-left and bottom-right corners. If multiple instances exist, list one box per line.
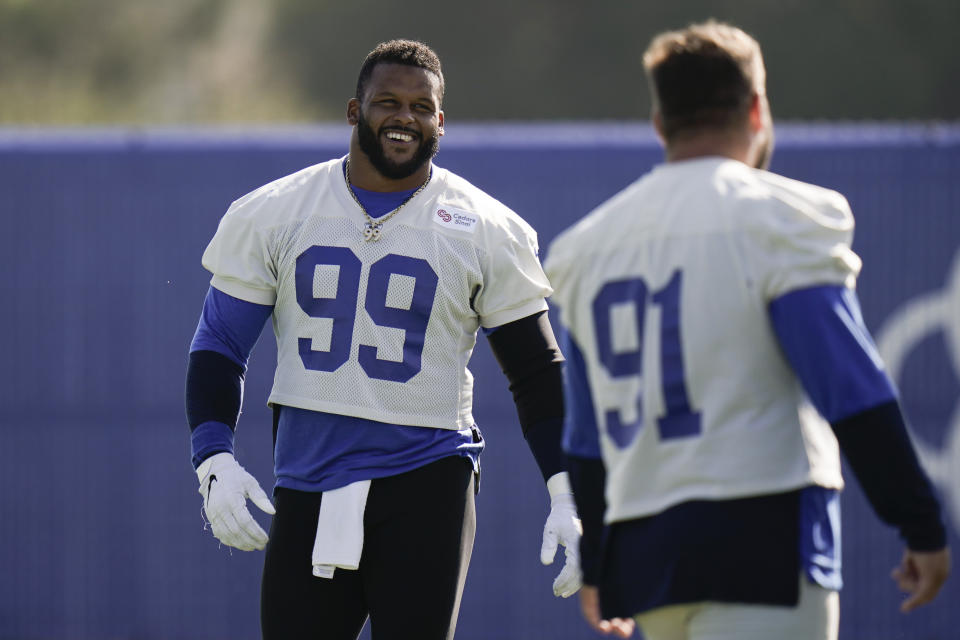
left=545, top=158, right=861, bottom=523
left=202, top=157, right=551, bottom=430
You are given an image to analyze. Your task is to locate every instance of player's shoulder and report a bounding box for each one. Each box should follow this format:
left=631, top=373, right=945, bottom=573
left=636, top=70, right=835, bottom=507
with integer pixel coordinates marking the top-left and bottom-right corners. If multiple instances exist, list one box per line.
left=724, top=164, right=861, bottom=295
left=223, top=157, right=342, bottom=224
left=730, top=164, right=854, bottom=238
left=431, top=166, right=537, bottom=241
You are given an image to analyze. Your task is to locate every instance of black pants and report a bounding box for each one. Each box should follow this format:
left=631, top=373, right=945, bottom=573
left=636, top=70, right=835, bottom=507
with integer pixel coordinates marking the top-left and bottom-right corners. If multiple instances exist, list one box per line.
left=261, top=456, right=476, bottom=640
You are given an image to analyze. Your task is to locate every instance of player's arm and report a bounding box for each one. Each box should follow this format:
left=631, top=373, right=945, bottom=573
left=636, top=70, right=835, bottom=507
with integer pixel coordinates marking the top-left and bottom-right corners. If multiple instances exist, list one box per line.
left=556, top=326, right=632, bottom=635
left=486, top=310, right=582, bottom=598
left=186, top=286, right=276, bottom=551
left=550, top=325, right=605, bottom=586
left=769, top=284, right=950, bottom=610
left=187, top=286, right=272, bottom=464
left=486, top=311, right=565, bottom=480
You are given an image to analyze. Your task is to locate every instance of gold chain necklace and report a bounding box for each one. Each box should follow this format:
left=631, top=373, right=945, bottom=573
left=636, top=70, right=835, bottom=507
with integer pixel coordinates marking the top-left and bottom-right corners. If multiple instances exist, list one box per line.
left=344, top=156, right=432, bottom=242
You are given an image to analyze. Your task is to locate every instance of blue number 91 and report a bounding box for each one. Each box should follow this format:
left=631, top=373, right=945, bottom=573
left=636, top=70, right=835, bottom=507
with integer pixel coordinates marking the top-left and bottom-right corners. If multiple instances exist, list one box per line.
left=592, top=270, right=701, bottom=447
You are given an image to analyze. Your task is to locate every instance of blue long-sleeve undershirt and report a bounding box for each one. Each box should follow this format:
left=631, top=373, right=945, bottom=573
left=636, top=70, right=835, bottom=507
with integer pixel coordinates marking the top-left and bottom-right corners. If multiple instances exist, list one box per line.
left=561, top=284, right=903, bottom=594
left=186, top=286, right=480, bottom=488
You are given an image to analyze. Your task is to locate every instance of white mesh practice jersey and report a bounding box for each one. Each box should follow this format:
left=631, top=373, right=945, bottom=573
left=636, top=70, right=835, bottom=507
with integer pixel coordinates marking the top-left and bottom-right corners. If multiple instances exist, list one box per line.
left=545, top=157, right=862, bottom=523
left=202, top=157, right=550, bottom=429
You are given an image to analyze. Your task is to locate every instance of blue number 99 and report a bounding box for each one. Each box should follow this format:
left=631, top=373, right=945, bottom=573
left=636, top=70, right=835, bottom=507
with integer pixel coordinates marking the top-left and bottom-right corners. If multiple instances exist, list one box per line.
left=295, top=245, right=362, bottom=372
left=295, top=246, right=438, bottom=383
left=360, top=254, right=438, bottom=382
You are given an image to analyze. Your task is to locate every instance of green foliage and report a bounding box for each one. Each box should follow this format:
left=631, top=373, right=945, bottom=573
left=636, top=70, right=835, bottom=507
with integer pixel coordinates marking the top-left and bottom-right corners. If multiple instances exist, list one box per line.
left=0, top=0, right=957, bottom=124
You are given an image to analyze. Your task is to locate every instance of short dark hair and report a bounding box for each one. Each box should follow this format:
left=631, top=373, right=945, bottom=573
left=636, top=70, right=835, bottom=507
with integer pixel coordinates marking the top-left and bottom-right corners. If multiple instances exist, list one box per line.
left=355, top=39, right=445, bottom=104
left=643, top=21, right=765, bottom=142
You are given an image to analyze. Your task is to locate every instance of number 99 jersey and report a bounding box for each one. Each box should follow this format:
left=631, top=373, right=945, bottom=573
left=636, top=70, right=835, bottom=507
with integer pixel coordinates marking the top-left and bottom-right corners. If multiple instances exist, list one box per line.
left=201, top=157, right=551, bottom=430
left=545, top=158, right=862, bottom=524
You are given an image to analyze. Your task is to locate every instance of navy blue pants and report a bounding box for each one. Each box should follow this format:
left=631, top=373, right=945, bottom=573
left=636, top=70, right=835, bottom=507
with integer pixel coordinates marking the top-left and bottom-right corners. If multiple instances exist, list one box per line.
left=261, top=456, right=476, bottom=640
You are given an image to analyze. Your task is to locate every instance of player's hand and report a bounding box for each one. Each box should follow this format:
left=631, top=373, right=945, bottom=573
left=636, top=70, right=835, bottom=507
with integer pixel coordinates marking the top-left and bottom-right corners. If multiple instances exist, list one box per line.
left=892, top=547, right=951, bottom=613
left=197, top=452, right=276, bottom=551
left=579, top=585, right=635, bottom=637
left=540, top=472, right=583, bottom=598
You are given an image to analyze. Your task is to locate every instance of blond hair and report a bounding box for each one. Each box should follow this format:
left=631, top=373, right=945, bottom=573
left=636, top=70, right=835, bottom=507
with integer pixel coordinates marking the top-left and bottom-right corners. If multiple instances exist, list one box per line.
left=643, top=21, right=766, bottom=142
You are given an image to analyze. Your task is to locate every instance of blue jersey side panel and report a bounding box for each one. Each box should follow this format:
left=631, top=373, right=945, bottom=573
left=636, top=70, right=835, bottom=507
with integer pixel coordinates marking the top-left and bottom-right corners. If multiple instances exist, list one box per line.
left=800, top=486, right=843, bottom=590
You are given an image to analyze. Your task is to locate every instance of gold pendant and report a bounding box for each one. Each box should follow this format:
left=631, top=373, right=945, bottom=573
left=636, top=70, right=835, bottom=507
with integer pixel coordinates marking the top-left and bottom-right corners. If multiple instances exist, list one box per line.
left=363, top=222, right=382, bottom=242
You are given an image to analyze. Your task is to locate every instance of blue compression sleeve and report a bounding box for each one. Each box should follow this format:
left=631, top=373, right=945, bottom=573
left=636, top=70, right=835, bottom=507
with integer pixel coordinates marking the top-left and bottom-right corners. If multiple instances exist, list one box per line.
left=768, top=285, right=896, bottom=422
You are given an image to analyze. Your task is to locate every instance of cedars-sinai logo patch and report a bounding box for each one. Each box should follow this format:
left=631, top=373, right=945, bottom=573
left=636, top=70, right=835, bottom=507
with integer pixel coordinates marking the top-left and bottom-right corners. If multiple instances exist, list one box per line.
left=433, top=207, right=478, bottom=233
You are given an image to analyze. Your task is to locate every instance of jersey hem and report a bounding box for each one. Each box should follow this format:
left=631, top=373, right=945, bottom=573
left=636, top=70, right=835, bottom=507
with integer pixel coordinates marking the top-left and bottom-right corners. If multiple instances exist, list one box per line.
left=209, top=275, right=277, bottom=306
left=481, top=298, right=549, bottom=330
left=267, top=392, right=469, bottom=431
left=274, top=451, right=476, bottom=493
left=606, top=476, right=844, bottom=524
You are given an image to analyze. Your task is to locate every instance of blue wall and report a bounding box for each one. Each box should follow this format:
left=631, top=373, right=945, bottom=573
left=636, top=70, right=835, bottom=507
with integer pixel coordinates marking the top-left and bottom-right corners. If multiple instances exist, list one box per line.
left=1, top=124, right=958, bottom=639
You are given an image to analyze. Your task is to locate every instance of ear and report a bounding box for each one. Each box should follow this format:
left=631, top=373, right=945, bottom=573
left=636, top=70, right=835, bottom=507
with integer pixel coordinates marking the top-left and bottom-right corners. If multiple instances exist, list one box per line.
left=437, top=111, right=445, bottom=137
left=748, top=93, right=764, bottom=133
left=346, top=98, right=360, bottom=126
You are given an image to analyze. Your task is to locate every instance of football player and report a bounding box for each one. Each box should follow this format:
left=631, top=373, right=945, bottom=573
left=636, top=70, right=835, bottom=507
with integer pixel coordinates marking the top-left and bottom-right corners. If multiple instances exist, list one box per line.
left=185, top=39, right=581, bottom=639
left=545, top=20, right=950, bottom=640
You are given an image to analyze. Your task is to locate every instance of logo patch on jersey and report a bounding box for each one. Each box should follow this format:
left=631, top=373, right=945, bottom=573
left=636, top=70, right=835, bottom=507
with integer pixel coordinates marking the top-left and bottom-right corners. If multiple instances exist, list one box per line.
left=433, top=207, right=478, bottom=233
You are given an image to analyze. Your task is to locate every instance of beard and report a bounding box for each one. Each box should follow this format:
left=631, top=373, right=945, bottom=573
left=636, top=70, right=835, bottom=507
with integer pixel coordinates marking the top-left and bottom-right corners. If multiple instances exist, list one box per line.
left=356, top=109, right=440, bottom=180
left=752, top=102, right=775, bottom=171
left=753, top=121, right=775, bottom=171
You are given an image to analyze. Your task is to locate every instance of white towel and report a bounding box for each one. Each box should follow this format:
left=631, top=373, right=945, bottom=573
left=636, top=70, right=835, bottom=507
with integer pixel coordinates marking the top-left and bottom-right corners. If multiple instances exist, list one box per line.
left=311, top=479, right=372, bottom=579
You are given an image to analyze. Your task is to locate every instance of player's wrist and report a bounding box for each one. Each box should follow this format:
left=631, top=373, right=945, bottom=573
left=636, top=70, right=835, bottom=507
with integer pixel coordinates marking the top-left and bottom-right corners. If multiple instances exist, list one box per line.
left=196, top=451, right=236, bottom=483
left=547, top=472, right=574, bottom=501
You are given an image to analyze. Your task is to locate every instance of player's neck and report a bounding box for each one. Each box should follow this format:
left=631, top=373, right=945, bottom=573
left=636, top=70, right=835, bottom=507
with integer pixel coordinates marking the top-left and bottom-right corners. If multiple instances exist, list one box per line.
left=346, top=147, right=432, bottom=192
left=664, top=129, right=752, bottom=166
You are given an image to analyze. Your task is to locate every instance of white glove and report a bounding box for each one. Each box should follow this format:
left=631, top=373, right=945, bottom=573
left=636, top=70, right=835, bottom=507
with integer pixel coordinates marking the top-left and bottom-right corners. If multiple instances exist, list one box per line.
left=540, top=472, right=583, bottom=598
left=197, top=452, right=276, bottom=551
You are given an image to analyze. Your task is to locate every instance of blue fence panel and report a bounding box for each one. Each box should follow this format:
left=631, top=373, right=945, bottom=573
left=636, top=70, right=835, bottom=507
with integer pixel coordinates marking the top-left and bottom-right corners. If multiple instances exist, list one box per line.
left=0, top=123, right=957, bottom=639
